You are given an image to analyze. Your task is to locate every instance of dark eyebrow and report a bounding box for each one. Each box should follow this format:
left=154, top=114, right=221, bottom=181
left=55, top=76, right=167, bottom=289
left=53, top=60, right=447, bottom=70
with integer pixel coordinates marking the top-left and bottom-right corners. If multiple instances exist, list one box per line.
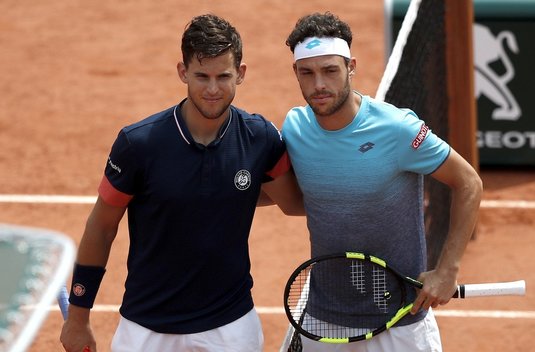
left=193, top=71, right=233, bottom=78
left=296, top=66, right=313, bottom=73
left=297, top=64, right=340, bottom=73
left=323, top=64, right=341, bottom=71
left=218, top=72, right=233, bottom=78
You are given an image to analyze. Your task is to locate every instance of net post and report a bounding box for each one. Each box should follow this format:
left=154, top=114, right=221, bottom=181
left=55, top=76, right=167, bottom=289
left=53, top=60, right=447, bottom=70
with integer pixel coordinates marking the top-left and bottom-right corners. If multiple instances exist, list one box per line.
left=444, top=0, right=479, bottom=239
left=444, top=0, right=479, bottom=171
left=377, top=0, right=480, bottom=267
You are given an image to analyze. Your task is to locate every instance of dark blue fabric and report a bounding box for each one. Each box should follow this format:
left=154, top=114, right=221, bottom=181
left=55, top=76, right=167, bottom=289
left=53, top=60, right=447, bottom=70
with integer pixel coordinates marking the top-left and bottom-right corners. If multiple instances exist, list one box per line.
left=103, top=101, right=285, bottom=333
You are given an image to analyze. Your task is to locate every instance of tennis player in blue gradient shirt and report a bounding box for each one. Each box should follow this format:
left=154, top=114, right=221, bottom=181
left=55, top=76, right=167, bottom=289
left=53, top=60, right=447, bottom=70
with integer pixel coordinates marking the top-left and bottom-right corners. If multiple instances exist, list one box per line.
left=282, top=12, right=482, bottom=352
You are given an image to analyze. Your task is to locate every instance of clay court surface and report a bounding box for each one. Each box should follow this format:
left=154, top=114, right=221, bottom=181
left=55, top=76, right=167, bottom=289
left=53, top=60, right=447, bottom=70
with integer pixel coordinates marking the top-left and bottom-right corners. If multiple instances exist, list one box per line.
left=1, top=0, right=534, bottom=351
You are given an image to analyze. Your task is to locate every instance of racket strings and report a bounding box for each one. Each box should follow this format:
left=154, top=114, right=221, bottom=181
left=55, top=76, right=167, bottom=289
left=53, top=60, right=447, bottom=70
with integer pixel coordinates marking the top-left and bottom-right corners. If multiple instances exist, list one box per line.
left=301, top=314, right=372, bottom=339
left=349, top=261, right=389, bottom=313
left=372, top=266, right=389, bottom=313
left=350, top=260, right=366, bottom=293
left=286, top=257, right=403, bottom=340
left=287, top=268, right=312, bottom=324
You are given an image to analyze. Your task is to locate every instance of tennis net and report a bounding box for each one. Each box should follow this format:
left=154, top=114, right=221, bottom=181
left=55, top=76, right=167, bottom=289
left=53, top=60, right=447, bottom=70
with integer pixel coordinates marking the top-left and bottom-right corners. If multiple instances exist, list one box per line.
left=377, top=0, right=452, bottom=270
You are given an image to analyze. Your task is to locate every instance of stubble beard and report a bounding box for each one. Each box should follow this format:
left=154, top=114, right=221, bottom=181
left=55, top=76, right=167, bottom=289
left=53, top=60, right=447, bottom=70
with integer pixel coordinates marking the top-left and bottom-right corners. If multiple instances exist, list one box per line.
left=308, top=78, right=351, bottom=118
left=189, top=91, right=235, bottom=121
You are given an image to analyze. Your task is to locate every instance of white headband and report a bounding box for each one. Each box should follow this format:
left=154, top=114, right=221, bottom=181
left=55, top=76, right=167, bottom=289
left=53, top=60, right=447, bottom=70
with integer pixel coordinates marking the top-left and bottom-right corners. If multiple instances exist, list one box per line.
left=293, top=37, right=351, bottom=62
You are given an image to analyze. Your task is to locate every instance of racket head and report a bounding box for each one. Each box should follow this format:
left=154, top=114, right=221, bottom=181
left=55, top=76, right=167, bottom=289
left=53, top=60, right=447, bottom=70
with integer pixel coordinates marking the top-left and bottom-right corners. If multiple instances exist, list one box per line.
left=283, top=252, right=411, bottom=343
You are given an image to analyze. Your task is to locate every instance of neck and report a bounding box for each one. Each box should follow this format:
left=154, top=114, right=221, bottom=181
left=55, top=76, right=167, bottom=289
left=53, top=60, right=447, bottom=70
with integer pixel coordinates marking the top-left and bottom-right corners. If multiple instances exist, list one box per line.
left=181, top=100, right=230, bottom=145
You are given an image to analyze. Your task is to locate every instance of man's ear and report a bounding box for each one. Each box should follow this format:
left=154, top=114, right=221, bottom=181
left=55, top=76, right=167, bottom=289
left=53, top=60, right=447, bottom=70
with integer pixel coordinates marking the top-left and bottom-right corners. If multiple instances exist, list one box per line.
left=348, top=58, right=357, bottom=77
left=236, top=63, right=247, bottom=85
left=177, top=62, right=187, bottom=83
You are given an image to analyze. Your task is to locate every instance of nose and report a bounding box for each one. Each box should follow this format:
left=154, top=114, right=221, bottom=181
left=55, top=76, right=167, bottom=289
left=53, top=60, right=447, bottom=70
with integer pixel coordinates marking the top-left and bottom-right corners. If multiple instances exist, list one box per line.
left=206, top=78, right=219, bottom=95
left=313, top=74, right=327, bottom=91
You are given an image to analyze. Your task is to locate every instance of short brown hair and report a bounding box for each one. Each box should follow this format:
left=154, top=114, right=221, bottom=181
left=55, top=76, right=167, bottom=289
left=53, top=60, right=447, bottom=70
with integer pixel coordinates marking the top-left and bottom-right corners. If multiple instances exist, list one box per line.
left=286, top=12, right=352, bottom=53
left=181, top=14, right=243, bottom=69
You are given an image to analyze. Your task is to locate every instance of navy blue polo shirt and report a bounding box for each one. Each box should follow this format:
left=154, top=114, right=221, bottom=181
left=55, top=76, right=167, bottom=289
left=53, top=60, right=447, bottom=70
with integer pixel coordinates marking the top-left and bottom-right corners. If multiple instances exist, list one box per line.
left=98, top=100, right=287, bottom=333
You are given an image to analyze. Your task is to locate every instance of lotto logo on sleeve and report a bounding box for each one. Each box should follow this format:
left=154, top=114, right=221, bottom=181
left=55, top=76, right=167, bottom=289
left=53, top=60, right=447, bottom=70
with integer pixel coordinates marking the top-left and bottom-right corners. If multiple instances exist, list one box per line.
left=412, top=124, right=429, bottom=149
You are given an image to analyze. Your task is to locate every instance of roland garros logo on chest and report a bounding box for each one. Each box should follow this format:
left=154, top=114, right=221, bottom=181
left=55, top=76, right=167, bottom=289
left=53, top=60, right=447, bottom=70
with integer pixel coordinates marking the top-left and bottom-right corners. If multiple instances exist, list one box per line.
left=234, top=169, right=251, bottom=190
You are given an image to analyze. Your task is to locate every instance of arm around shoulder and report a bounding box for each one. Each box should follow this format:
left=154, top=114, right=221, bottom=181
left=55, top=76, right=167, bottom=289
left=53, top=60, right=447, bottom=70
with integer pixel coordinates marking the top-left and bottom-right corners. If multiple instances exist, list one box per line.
left=261, top=169, right=305, bottom=216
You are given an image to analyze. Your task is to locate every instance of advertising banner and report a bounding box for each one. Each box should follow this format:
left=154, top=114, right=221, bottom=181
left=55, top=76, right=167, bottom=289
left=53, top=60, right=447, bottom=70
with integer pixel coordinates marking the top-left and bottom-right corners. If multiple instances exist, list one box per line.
left=388, top=0, right=535, bottom=165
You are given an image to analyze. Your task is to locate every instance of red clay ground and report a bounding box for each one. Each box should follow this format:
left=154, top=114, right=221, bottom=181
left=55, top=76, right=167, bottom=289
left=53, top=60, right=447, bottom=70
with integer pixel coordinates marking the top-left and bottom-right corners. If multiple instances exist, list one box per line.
left=1, top=1, right=534, bottom=351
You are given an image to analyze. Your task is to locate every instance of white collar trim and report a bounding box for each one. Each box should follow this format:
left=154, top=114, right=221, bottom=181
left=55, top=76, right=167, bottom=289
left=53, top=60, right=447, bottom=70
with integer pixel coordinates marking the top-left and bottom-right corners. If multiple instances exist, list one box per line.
left=173, top=103, right=233, bottom=145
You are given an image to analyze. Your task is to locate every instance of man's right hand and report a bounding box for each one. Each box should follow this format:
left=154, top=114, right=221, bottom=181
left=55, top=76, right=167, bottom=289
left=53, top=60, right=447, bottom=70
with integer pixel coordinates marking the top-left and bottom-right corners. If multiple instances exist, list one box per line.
left=60, top=305, right=96, bottom=352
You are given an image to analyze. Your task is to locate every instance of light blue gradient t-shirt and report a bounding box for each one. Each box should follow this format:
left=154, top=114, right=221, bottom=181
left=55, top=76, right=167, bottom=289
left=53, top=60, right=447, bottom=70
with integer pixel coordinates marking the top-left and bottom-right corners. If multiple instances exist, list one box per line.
left=282, top=94, right=450, bottom=326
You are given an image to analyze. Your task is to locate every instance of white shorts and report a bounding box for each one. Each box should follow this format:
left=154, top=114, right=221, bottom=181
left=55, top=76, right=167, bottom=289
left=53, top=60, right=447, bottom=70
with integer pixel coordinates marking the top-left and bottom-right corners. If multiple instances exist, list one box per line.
left=300, top=309, right=442, bottom=352
left=111, top=308, right=263, bottom=352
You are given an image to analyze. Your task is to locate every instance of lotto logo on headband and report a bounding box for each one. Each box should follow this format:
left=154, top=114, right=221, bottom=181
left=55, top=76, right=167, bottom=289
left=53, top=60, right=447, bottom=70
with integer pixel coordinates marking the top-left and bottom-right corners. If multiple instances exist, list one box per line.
left=305, top=39, right=322, bottom=49
left=294, top=36, right=351, bottom=61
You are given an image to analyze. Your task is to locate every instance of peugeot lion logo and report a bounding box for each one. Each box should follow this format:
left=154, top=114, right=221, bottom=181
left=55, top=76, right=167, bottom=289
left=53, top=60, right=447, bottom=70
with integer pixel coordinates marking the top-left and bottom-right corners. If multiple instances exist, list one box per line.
left=474, top=23, right=521, bottom=121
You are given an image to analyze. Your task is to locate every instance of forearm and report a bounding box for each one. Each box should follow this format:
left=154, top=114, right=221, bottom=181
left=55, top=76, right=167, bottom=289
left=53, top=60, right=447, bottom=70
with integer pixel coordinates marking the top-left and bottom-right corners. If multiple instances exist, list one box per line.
left=435, top=175, right=483, bottom=275
left=68, top=213, right=118, bottom=311
left=76, top=227, right=115, bottom=267
left=62, top=195, right=125, bottom=350
left=76, top=201, right=122, bottom=266
left=68, top=199, right=124, bottom=311
left=67, top=304, right=91, bottom=323
left=260, top=170, right=305, bottom=216
left=412, top=176, right=482, bottom=313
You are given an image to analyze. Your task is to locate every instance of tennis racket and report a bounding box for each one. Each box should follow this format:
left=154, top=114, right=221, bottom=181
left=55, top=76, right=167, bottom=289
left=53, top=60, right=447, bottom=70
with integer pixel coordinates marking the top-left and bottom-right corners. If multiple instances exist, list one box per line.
left=283, top=252, right=525, bottom=349
left=57, top=285, right=70, bottom=320
left=58, top=283, right=92, bottom=352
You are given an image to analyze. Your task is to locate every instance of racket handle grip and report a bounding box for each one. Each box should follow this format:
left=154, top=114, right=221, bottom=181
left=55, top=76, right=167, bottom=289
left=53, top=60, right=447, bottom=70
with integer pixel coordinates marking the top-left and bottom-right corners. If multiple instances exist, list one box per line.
left=455, top=280, right=526, bottom=298
left=57, top=285, right=70, bottom=320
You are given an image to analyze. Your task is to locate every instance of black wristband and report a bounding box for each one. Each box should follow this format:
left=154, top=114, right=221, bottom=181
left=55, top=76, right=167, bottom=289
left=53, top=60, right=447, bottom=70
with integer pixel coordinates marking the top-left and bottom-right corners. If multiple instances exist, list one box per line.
left=69, top=264, right=106, bottom=309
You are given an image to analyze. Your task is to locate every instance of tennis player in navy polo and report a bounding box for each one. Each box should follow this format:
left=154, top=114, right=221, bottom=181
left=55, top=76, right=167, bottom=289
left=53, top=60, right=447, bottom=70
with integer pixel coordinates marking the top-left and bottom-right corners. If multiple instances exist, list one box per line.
left=60, top=14, right=304, bottom=352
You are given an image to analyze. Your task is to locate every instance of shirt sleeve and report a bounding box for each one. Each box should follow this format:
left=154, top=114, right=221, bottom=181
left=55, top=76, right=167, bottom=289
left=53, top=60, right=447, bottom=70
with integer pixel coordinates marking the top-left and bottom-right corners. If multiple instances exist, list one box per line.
left=98, top=175, right=133, bottom=207
left=266, top=151, right=291, bottom=179
left=396, top=110, right=451, bottom=175
left=98, top=129, right=141, bottom=206
left=263, top=121, right=289, bottom=182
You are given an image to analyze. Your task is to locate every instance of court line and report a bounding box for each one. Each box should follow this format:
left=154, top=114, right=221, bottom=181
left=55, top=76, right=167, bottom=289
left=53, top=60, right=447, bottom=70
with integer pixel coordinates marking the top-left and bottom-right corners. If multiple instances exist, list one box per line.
left=45, top=304, right=535, bottom=319
left=433, top=310, right=535, bottom=319
left=6, top=195, right=534, bottom=321
left=480, top=200, right=535, bottom=209
left=1, top=195, right=535, bottom=208
left=0, top=195, right=96, bottom=204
